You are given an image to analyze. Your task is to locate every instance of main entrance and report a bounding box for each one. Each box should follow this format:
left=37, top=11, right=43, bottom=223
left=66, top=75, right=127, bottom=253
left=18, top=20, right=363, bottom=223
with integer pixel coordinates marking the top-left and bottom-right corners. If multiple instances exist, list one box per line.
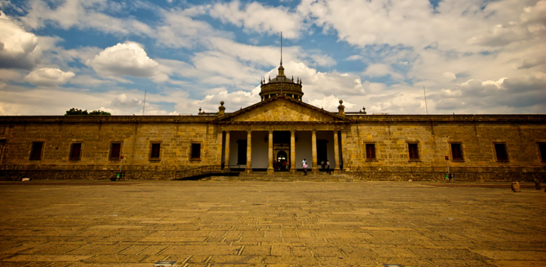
left=273, top=131, right=291, bottom=171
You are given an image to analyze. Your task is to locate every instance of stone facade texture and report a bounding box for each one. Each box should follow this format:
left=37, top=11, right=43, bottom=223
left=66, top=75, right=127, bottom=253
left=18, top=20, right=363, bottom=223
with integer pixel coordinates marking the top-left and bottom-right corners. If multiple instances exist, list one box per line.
left=0, top=98, right=545, bottom=181
left=0, top=116, right=221, bottom=180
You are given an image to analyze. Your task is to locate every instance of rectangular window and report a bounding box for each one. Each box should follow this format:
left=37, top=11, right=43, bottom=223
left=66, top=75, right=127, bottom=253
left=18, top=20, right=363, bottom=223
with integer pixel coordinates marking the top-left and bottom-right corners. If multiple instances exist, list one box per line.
left=150, top=143, right=161, bottom=160
left=366, top=143, right=376, bottom=160
left=451, top=143, right=463, bottom=161
left=69, top=143, right=82, bottom=161
left=408, top=143, right=419, bottom=161
left=29, top=142, right=43, bottom=161
left=538, top=143, right=546, bottom=162
left=109, top=143, right=121, bottom=160
left=191, top=143, right=201, bottom=160
left=494, top=143, right=509, bottom=162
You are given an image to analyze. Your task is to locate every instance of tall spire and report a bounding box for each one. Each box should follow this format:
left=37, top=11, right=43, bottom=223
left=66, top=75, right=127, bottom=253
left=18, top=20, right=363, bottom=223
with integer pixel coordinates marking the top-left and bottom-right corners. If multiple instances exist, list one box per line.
left=278, top=31, right=285, bottom=77
left=280, top=31, right=283, bottom=66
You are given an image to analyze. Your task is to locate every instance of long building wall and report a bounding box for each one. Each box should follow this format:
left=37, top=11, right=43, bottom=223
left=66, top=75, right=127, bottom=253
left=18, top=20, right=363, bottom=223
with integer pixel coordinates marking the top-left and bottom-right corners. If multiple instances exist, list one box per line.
left=343, top=119, right=546, bottom=181
left=0, top=118, right=221, bottom=180
left=0, top=115, right=545, bottom=181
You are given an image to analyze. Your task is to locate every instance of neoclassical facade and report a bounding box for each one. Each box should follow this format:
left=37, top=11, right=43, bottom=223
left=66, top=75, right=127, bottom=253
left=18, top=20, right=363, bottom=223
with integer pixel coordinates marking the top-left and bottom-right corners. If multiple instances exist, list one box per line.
left=0, top=64, right=545, bottom=181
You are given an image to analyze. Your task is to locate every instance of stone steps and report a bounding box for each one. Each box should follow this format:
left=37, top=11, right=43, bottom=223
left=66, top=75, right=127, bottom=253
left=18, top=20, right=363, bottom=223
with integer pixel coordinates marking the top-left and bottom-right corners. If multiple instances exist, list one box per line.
left=209, top=171, right=357, bottom=182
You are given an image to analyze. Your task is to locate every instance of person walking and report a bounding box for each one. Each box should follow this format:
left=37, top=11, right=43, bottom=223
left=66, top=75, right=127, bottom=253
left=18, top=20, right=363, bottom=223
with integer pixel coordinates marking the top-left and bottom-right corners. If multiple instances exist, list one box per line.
left=302, top=158, right=307, bottom=175
left=326, top=160, right=331, bottom=174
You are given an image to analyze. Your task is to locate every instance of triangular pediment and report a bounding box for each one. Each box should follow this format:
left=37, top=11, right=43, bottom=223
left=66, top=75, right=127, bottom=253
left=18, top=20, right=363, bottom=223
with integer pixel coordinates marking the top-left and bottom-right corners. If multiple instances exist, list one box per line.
left=221, top=96, right=345, bottom=123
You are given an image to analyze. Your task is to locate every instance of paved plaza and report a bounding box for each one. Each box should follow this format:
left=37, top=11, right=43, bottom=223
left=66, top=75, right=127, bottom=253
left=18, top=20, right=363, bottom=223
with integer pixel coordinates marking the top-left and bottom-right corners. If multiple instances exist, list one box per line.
left=0, top=179, right=545, bottom=267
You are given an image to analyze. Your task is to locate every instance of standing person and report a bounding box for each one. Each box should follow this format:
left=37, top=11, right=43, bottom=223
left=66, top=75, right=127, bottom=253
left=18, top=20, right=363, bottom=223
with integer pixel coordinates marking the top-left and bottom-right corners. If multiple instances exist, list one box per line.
left=326, top=160, right=331, bottom=174
left=302, top=158, right=307, bottom=175
left=321, top=160, right=325, bottom=171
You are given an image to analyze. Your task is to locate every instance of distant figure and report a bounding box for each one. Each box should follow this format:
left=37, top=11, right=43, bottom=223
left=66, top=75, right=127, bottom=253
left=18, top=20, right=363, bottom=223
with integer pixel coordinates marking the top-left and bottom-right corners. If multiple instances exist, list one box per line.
left=511, top=181, right=521, bottom=193
left=534, top=178, right=541, bottom=190
left=302, top=158, right=307, bottom=175
left=326, top=160, right=331, bottom=174
left=321, top=160, right=325, bottom=170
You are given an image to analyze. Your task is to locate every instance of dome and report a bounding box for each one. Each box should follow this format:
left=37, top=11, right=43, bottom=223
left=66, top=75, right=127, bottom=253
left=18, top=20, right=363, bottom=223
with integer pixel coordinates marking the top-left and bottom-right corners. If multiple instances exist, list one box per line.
left=259, top=64, right=303, bottom=101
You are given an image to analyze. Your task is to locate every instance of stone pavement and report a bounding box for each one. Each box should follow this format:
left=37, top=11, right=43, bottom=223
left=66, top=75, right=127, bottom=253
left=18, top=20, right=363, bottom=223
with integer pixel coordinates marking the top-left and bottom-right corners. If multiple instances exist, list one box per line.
left=0, top=180, right=545, bottom=267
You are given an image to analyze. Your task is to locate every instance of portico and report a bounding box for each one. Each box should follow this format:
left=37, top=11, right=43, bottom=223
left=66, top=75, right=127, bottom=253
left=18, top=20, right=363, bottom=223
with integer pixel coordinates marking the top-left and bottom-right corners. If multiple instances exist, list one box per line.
left=216, top=60, right=349, bottom=175
left=217, top=99, right=348, bottom=174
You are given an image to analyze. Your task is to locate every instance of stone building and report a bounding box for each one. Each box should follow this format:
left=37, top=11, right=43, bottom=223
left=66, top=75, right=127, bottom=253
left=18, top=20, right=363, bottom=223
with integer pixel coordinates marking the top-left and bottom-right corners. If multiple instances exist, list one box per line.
left=0, top=64, right=545, bottom=181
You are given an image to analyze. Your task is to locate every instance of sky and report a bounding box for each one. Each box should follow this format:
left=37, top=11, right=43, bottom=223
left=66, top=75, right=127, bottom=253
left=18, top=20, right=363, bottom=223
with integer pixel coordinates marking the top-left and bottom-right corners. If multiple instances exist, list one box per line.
left=0, top=0, right=545, bottom=116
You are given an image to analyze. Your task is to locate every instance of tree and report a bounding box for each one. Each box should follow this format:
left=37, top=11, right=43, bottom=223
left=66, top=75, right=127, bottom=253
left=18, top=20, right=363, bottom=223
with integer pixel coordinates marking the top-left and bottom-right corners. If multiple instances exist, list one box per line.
left=65, top=108, right=111, bottom=116
left=65, top=108, right=88, bottom=115
left=89, top=110, right=111, bottom=115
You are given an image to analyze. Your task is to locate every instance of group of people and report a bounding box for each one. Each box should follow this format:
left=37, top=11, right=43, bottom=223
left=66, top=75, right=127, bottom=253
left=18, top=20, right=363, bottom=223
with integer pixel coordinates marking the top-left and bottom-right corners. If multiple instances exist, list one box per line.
left=301, top=158, right=331, bottom=175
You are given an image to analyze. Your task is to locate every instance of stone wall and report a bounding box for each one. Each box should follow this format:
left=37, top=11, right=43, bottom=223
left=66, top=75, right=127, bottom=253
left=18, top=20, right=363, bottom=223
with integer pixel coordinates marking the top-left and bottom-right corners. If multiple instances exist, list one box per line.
left=0, top=114, right=545, bottom=181
left=0, top=116, right=220, bottom=180
left=343, top=115, right=546, bottom=181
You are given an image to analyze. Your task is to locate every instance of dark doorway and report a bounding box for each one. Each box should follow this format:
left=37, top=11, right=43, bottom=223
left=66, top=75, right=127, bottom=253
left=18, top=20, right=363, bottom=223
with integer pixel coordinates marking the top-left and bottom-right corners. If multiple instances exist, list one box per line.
left=273, top=131, right=290, bottom=143
left=277, top=150, right=288, bottom=171
left=237, top=140, right=247, bottom=165
left=317, top=140, right=328, bottom=168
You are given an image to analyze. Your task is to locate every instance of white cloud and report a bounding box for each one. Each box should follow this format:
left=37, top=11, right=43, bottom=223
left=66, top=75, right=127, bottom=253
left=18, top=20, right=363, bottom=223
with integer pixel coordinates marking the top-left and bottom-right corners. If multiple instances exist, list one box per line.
left=157, top=8, right=231, bottom=49
left=68, top=75, right=114, bottom=86
left=111, top=93, right=142, bottom=109
left=0, top=83, right=116, bottom=115
left=25, top=67, right=75, bottom=86
left=442, top=72, right=456, bottom=82
left=363, top=64, right=404, bottom=80
left=175, top=87, right=261, bottom=115
left=309, top=95, right=354, bottom=111
left=0, top=69, right=25, bottom=81
left=521, top=0, right=546, bottom=27
left=433, top=74, right=546, bottom=112
left=86, top=42, right=166, bottom=82
left=0, top=11, right=42, bottom=69
left=209, top=1, right=304, bottom=38
left=21, top=0, right=154, bottom=37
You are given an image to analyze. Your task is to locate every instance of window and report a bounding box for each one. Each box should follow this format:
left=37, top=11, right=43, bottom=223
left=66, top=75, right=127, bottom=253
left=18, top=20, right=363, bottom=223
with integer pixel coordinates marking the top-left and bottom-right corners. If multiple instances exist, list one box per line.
left=109, top=142, right=122, bottom=160
left=150, top=143, right=161, bottom=160
left=29, top=142, right=43, bottom=161
left=538, top=143, right=546, bottom=162
left=451, top=143, right=464, bottom=161
left=494, top=143, right=508, bottom=162
left=366, top=143, right=376, bottom=160
left=191, top=143, right=201, bottom=160
left=408, top=143, right=419, bottom=161
left=69, top=143, right=82, bottom=161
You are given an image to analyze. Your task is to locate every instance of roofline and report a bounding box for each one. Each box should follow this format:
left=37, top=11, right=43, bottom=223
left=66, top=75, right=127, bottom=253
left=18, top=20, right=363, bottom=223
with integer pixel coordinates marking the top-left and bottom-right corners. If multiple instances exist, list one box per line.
left=218, top=95, right=350, bottom=122
left=0, top=113, right=544, bottom=124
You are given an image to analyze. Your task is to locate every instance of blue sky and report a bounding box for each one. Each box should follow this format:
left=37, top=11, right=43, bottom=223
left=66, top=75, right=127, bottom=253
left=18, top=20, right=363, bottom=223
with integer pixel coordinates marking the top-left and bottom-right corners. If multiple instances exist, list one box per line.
left=0, top=0, right=545, bottom=115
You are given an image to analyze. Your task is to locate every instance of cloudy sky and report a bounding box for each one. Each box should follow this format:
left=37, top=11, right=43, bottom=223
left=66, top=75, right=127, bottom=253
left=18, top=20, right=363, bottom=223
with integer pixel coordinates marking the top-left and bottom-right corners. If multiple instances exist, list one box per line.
left=0, top=0, right=545, bottom=115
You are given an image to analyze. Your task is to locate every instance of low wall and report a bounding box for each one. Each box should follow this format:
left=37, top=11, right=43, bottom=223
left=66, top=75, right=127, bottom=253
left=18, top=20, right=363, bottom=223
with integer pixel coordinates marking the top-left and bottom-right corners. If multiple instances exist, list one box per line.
left=1, top=168, right=544, bottom=182
left=0, top=170, right=177, bottom=181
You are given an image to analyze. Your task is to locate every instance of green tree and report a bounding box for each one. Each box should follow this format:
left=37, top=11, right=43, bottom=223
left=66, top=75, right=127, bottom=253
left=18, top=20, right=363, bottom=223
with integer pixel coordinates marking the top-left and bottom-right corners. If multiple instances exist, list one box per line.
left=65, top=108, right=88, bottom=115
left=65, top=108, right=111, bottom=116
left=89, top=110, right=111, bottom=115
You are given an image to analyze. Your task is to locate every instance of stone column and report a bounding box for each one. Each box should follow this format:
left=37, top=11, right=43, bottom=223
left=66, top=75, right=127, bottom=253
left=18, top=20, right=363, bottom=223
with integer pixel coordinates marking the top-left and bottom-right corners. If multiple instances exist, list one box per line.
left=224, top=131, right=230, bottom=171
left=312, top=129, right=318, bottom=174
left=334, top=130, right=341, bottom=173
left=217, top=131, right=223, bottom=169
left=267, top=130, right=274, bottom=174
left=246, top=130, right=252, bottom=173
left=341, top=129, right=347, bottom=172
left=290, top=130, right=297, bottom=174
